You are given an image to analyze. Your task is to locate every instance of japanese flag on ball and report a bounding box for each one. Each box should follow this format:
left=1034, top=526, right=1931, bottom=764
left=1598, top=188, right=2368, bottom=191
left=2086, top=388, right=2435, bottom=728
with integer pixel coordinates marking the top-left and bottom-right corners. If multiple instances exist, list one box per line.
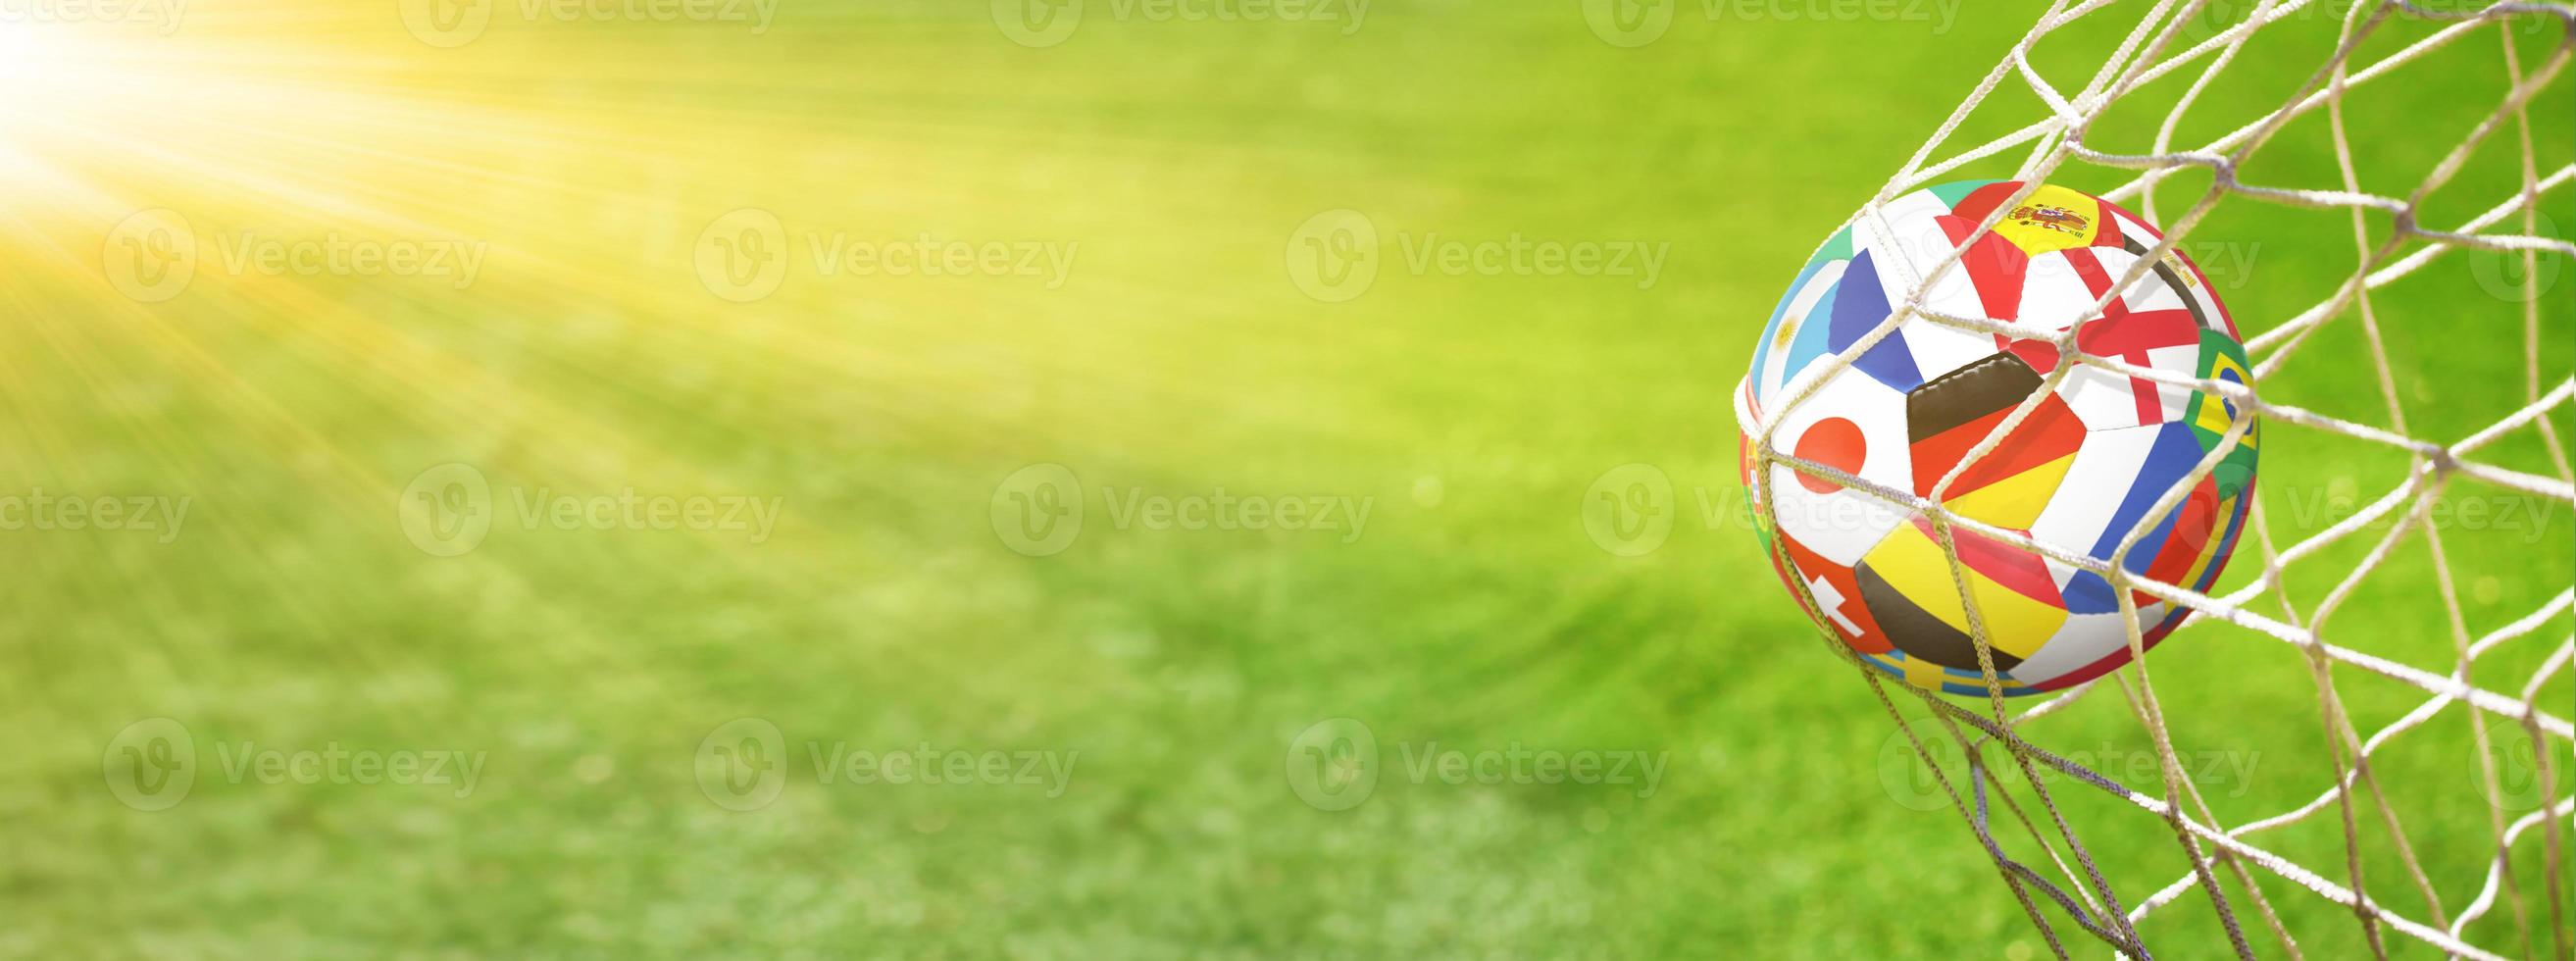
left=1736, top=180, right=2256, bottom=697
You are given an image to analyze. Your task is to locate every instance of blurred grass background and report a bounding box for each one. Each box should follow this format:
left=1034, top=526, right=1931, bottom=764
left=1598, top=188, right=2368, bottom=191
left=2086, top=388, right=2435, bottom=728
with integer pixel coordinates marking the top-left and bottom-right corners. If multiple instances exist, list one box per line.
left=0, top=1, right=2570, bottom=957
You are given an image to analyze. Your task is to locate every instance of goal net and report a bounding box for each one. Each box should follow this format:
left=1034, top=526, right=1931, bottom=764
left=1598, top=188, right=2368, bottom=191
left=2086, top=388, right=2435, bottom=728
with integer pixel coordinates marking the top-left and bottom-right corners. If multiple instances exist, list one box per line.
left=1740, top=1, right=2575, bottom=957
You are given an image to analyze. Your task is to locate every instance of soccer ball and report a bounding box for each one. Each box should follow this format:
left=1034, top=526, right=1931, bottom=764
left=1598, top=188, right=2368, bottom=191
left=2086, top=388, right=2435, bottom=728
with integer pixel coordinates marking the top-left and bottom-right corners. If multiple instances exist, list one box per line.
left=1734, top=180, right=2257, bottom=696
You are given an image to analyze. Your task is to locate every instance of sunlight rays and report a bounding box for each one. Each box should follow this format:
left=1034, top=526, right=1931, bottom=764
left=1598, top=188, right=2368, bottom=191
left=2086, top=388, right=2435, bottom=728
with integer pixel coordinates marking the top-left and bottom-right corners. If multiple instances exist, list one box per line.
left=0, top=6, right=1255, bottom=733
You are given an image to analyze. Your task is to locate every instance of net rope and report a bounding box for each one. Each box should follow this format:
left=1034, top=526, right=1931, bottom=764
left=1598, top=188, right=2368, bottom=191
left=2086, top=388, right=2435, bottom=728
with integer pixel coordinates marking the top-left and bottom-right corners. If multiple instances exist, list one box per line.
left=1737, top=1, right=2576, bottom=957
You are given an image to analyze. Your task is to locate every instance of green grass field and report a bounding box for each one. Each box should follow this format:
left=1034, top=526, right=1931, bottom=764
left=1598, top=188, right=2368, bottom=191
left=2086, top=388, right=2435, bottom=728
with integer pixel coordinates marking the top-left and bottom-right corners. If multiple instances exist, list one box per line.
left=2, top=2, right=2571, bottom=957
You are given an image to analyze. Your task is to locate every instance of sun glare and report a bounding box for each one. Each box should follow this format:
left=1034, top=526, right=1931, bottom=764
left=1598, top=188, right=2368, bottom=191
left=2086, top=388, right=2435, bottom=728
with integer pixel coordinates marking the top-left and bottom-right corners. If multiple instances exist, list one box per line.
left=0, top=22, right=106, bottom=138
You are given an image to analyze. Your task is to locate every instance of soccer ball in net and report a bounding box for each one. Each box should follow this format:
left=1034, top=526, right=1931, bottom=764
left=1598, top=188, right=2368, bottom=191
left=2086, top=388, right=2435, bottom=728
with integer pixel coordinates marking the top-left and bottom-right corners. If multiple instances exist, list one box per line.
left=1735, top=180, right=2258, bottom=697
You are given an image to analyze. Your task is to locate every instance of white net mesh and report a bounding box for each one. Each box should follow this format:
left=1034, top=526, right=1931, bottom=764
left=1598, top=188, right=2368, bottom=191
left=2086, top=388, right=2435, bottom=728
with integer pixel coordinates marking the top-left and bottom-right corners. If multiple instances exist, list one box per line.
left=1739, top=1, right=2575, bottom=957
